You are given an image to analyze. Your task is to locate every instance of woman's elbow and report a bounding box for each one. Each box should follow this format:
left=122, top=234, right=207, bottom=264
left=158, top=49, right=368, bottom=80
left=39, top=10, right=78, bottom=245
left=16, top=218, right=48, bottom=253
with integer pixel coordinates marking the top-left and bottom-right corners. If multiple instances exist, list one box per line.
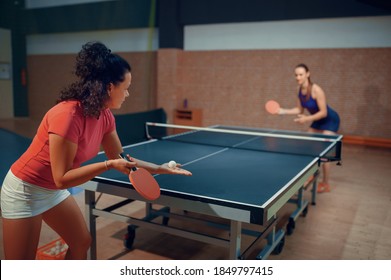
left=53, top=178, right=68, bottom=189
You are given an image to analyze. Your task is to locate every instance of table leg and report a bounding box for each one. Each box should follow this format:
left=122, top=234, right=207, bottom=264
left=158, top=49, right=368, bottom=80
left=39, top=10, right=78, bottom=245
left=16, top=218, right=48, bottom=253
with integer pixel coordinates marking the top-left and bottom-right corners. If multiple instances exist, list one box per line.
left=229, top=220, right=242, bottom=259
left=256, top=215, right=285, bottom=259
left=84, top=190, right=97, bottom=260
left=311, top=170, right=320, bottom=205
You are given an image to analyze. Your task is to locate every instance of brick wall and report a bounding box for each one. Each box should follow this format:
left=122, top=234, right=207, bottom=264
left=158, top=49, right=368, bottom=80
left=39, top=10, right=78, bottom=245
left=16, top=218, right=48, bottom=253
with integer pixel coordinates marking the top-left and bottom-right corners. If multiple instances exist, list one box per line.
left=157, top=48, right=391, bottom=138
left=27, top=52, right=157, bottom=120
left=26, top=48, right=391, bottom=139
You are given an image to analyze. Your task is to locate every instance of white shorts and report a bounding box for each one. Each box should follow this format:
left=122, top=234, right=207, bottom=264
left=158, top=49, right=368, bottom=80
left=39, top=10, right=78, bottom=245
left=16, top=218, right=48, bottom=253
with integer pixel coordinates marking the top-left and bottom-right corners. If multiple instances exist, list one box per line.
left=1, top=170, right=70, bottom=219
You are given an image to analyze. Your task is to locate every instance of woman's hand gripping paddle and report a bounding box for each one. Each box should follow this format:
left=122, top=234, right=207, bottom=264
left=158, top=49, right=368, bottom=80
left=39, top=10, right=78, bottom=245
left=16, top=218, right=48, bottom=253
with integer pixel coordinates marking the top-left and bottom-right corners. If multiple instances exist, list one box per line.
left=120, top=153, right=161, bottom=200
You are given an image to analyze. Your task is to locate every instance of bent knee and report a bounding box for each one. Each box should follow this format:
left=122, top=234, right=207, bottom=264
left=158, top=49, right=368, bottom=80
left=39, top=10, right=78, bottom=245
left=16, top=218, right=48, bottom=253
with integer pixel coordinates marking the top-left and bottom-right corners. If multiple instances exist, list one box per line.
left=79, top=234, right=92, bottom=250
left=67, top=233, right=92, bottom=251
left=64, top=234, right=92, bottom=259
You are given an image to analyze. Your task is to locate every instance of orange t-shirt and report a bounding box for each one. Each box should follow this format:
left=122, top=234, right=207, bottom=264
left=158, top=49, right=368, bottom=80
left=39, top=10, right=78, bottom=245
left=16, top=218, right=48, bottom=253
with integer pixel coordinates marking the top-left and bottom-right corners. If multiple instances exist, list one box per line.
left=11, top=100, right=115, bottom=190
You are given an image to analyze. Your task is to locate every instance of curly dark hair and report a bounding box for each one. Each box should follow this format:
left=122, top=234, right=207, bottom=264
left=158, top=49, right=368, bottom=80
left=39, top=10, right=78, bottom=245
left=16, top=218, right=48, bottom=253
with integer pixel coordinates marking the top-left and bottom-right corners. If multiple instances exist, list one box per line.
left=58, top=41, right=131, bottom=118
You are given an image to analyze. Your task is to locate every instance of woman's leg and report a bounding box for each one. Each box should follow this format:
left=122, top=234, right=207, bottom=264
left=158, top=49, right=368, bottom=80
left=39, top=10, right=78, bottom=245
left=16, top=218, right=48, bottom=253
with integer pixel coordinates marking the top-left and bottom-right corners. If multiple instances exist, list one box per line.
left=320, top=130, right=337, bottom=186
left=2, top=215, right=43, bottom=259
left=42, top=195, right=91, bottom=260
left=307, top=128, right=337, bottom=192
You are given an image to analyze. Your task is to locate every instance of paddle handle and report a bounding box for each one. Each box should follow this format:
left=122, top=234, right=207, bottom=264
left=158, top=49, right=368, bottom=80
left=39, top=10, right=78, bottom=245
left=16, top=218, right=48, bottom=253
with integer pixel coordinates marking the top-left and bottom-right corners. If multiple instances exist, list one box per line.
left=119, top=153, right=137, bottom=171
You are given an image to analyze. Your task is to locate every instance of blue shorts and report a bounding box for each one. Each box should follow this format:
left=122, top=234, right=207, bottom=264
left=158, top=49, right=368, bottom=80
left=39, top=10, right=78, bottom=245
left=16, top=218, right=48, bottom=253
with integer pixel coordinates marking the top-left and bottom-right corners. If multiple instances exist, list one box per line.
left=311, top=109, right=340, bottom=132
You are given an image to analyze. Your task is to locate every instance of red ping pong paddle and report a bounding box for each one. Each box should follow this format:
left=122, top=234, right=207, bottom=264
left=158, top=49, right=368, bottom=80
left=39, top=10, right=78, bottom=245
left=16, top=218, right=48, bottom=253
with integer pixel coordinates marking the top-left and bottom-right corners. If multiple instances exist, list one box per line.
left=120, top=153, right=161, bottom=200
left=265, top=100, right=280, bottom=115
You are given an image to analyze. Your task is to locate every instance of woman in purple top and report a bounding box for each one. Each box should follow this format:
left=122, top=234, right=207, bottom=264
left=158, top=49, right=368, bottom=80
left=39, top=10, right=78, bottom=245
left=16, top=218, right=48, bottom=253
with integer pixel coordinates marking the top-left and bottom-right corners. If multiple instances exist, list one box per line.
left=278, top=63, right=340, bottom=193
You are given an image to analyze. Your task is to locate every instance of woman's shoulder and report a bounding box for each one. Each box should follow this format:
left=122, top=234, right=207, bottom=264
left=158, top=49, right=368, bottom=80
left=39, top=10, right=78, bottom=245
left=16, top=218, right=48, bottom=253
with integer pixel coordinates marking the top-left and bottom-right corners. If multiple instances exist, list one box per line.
left=101, top=108, right=115, bottom=123
left=53, top=100, right=80, bottom=110
left=312, top=83, right=321, bottom=91
left=312, top=83, right=325, bottom=96
left=47, top=100, right=83, bottom=119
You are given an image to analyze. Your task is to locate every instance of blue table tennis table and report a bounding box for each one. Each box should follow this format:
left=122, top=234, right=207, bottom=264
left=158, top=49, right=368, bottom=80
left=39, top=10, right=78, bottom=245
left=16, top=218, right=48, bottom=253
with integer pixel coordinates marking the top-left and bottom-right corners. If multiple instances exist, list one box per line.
left=80, top=124, right=342, bottom=260
left=0, top=128, right=32, bottom=183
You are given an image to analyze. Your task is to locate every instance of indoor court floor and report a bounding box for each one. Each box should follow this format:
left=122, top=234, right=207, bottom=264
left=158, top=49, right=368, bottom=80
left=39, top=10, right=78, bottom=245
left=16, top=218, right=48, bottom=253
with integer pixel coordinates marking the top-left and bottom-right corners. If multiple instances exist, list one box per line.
left=0, top=120, right=390, bottom=260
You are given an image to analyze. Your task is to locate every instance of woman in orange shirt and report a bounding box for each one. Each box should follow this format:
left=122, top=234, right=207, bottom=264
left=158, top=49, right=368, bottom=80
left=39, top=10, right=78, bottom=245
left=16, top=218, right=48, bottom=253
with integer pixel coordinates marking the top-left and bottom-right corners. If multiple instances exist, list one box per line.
left=1, top=41, right=191, bottom=259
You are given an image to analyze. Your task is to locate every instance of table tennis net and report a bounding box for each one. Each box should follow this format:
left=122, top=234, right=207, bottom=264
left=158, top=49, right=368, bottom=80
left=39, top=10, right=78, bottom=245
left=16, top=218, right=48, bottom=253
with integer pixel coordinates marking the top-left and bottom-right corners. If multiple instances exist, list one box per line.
left=146, top=123, right=342, bottom=160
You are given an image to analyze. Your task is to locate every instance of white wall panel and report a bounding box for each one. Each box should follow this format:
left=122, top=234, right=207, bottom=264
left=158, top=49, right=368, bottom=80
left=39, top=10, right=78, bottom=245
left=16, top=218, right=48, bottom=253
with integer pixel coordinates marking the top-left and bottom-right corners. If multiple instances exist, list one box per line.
left=185, top=16, right=391, bottom=50
left=26, top=28, right=158, bottom=55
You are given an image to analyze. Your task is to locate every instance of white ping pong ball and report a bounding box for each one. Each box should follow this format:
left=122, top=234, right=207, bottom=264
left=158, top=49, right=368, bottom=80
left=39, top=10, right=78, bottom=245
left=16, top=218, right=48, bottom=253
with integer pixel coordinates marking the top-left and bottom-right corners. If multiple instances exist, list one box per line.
left=168, top=160, right=177, bottom=168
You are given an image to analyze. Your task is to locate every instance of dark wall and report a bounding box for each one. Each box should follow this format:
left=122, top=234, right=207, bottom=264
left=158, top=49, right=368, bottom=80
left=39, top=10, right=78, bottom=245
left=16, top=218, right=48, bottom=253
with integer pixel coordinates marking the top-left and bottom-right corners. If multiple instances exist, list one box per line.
left=1, top=0, right=390, bottom=35
left=179, top=0, right=390, bottom=25
left=0, top=0, right=28, bottom=117
left=0, top=0, right=17, bottom=29
left=0, top=0, right=390, bottom=117
left=23, top=0, right=154, bottom=34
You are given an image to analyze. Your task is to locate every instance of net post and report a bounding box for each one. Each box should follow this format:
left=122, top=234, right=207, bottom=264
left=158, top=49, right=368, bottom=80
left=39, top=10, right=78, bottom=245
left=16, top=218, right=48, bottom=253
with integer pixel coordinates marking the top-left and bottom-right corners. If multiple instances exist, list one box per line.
left=145, top=122, right=152, bottom=139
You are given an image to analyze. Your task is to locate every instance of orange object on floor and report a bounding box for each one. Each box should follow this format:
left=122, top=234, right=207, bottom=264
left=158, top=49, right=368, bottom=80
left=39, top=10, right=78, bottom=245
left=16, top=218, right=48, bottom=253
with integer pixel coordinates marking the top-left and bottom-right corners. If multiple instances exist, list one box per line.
left=36, top=238, right=68, bottom=260
left=317, top=182, right=330, bottom=193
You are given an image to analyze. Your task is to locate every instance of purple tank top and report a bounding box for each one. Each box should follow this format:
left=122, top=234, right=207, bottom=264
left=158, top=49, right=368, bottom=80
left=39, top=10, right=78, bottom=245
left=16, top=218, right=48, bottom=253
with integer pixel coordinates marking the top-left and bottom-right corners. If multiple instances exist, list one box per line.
left=298, top=90, right=320, bottom=114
